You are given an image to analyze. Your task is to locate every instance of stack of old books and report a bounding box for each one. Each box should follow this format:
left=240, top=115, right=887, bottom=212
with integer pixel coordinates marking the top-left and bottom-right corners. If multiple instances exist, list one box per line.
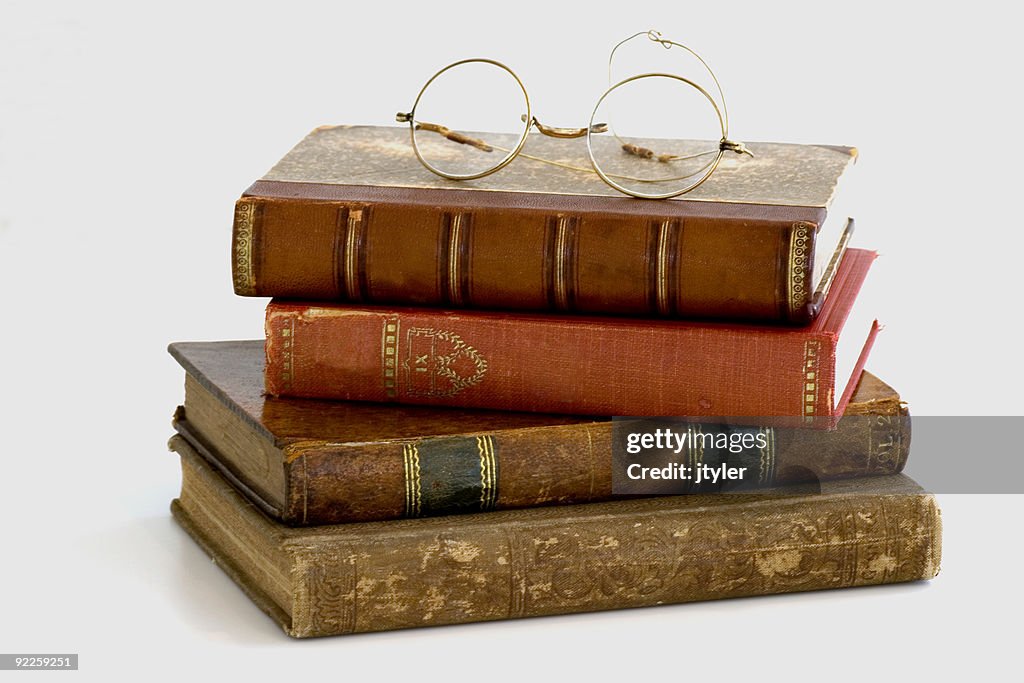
left=167, top=125, right=941, bottom=638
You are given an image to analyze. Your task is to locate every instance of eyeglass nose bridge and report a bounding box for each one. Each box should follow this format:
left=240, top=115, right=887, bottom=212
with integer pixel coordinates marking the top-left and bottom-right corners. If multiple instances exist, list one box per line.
left=521, top=114, right=608, bottom=139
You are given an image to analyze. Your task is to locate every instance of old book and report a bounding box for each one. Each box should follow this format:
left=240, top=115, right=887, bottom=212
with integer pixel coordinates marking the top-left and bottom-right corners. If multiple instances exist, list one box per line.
left=169, top=435, right=941, bottom=638
left=233, top=124, right=857, bottom=323
left=265, top=248, right=878, bottom=419
left=170, top=340, right=908, bottom=526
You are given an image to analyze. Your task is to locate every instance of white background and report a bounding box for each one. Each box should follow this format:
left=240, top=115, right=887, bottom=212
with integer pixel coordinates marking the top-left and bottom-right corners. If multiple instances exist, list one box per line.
left=1, top=1, right=1021, bottom=680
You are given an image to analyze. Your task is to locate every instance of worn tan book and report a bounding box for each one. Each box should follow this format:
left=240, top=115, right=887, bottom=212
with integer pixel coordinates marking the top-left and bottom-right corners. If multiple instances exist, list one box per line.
left=170, top=435, right=941, bottom=638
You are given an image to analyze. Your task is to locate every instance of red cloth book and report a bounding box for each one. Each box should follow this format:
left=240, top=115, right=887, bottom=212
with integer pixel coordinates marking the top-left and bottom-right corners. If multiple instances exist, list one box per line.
left=265, top=249, right=878, bottom=419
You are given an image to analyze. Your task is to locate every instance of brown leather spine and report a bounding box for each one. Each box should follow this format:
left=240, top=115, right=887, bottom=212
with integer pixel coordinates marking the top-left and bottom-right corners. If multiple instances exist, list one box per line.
left=279, top=406, right=910, bottom=525
left=235, top=188, right=823, bottom=322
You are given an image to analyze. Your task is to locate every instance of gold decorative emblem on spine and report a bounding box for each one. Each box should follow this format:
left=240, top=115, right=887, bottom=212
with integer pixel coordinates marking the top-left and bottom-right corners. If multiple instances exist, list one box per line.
left=802, top=339, right=822, bottom=422
left=402, top=443, right=422, bottom=518
left=404, top=327, right=487, bottom=397
left=787, top=221, right=814, bottom=319
left=758, top=427, right=776, bottom=485
left=279, top=317, right=294, bottom=392
left=343, top=208, right=364, bottom=300
left=232, top=200, right=257, bottom=296
left=448, top=212, right=467, bottom=306
left=477, top=435, right=498, bottom=511
left=381, top=317, right=400, bottom=399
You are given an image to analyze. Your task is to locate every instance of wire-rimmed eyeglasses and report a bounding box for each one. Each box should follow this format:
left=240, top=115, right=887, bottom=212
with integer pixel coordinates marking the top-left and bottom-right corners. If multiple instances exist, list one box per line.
left=396, top=30, right=753, bottom=200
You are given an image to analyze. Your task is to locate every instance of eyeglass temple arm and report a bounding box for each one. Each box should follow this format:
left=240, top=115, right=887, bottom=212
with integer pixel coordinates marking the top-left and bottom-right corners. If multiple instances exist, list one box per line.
left=622, top=138, right=753, bottom=163
left=396, top=112, right=495, bottom=153
left=606, top=31, right=752, bottom=163
left=609, top=31, right=733, bottom=135
left=521, top=115, right=608, bottom=139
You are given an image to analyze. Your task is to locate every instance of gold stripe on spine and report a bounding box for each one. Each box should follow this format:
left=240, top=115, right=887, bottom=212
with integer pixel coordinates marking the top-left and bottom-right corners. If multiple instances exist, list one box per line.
left=759, top=427, right=776, bottom=485
left=490, top=437, right=497, bottom=509
left=786, top=221, right=813, bottom=319
left=758, top=440, right=765, bottom=485
left=344, top=208, right=364, bottom=300
left=403, top=443, right=422, bottom=518
left=487, top=436, right=496, bottom=510
left=478, top=437, right=487, bottom=508
left=403, top=444, right=411, bottom=518
left=232, top=200, right=257, bottom=296
left=484, top=436, right=493, bottom=511
left=553, top=215, right=571, bottom=311
left=686, top=424, right=697, bottom=487
left=448, top=213, right=466, bottom=306
left=477, top=435, right=497, bottom=511
left=655, top=219, right=672, bottom=316
left=279, top=316, right=294, bottom=392
left=802, top=340, right=822, bottom=423
left=413, top=445, right=421, bottom=515
left=693, top=425, right=703, bottom=469
left=381, top=317, right=400, bottom=399
left=684, top=425, right=692, bottom=474
left=302, top=454, right=309, bottom=524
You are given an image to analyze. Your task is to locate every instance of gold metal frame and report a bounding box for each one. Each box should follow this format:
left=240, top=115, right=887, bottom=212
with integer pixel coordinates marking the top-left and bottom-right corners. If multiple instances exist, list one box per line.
left=402, top=58, right=532, bottom=181
left=395, top=31, right=752, bottom=199
left=588, top=71, right=727, bottom=199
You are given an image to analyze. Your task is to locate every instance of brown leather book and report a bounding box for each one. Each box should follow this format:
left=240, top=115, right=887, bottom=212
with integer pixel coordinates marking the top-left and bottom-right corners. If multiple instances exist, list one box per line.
left=170, top=340, right=910, bottom=526
left=170, top=435, right=941, bottom=638
left=234, top=125, right=857, bottom=323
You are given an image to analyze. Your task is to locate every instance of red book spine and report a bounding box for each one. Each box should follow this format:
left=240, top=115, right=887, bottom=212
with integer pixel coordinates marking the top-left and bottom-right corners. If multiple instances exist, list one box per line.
left=266, top=250, right=873, bottom=417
